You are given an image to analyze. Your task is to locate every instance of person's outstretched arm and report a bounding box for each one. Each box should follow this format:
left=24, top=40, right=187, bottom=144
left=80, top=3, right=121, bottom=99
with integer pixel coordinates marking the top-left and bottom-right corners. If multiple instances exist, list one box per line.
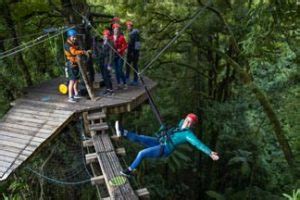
left=185, top=133, right=219, bottom=161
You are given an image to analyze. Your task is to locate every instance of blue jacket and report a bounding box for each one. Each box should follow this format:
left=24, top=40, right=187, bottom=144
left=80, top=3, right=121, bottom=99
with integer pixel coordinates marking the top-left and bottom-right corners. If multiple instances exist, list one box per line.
left=160, top=120, right=212, bottom=156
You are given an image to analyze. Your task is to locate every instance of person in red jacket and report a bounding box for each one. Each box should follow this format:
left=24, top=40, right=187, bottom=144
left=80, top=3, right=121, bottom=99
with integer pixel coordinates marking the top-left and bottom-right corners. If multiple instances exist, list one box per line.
left=112, top=23, right=128, bottom=89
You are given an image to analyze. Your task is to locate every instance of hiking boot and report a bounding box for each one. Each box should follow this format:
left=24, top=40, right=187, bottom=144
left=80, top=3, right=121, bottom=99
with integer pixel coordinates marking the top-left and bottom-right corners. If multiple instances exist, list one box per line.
left=68, top=97, right=77, bottom=103
left=129, top=81, right=139, bottom=86
left=120, top=168, right=132, bottom=177
left=117, top=84, right=122, bottom=89
left=102, top=89, right=110, bottom=96
left=108, top=89, right=114, bottom=96
left=73, top=94, right=82, bottom=99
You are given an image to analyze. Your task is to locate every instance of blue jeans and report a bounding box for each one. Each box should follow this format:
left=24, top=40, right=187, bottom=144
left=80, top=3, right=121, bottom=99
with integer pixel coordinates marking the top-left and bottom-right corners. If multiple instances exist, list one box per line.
left=114, top=56, right=126, bottom=84
left=125, top=131, right=172, bottom=170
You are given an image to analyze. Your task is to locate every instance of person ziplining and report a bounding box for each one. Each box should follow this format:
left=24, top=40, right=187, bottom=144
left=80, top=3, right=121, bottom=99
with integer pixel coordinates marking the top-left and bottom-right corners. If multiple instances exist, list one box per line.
left=115, top=113, right=219, bottom=177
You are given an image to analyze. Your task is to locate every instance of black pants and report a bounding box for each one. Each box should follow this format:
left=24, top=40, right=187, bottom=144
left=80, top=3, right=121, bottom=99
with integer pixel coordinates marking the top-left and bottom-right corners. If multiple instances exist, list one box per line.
left=100, top=64, right=112, bottom=90
left=126, top=51, right=139, bottom=82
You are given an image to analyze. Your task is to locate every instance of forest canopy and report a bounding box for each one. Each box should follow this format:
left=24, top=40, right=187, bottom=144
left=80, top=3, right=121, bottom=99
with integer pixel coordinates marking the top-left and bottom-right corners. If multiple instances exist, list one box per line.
left=0, top=0, right=299, bottom=199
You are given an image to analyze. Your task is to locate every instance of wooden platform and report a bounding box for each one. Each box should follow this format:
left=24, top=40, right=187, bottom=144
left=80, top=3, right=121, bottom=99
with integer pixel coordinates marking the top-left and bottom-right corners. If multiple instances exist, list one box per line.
left=0, top=75, right=156, bottom=183
left=83, top=110, right=149, bottom=200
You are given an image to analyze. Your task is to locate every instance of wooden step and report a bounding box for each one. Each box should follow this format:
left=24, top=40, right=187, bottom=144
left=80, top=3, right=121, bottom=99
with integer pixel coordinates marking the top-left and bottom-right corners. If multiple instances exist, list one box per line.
left=87, top=112, right=106, bottom=121
left=91, top=175, right=105, bottom=185
left=89, top=123, right=108, bottom=132
left=135, top=188, right=150, bottom=199
left=85, top=153, right=97, bottom=164
left=110, top=135, right=121, bottom=141
left=82, top=139, right=93, bottom=147
left=116, top=148, right=126, bottom=156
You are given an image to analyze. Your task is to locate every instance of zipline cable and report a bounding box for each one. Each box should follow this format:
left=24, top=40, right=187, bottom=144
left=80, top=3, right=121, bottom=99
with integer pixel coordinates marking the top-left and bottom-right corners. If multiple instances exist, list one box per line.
left=0, top=31, right=45, bottom=42
left=0, top=34, right=48, bottom=56
left=25, top=167, right=91, bottom=186
left=0, top=27, right=74, bottom=60
left=24, top=127, right=93, bottom=186
left=139, top=1, right=212, bottom=75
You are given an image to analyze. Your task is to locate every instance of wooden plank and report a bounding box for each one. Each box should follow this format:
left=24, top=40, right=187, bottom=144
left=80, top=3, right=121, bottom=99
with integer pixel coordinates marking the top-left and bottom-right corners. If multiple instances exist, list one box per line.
left=16, top=105, right=73, bottom=115
left=0, top=156, right=23, bottom=166
left=91, top=175, right=105, bottom=185
left=13, top=99, right=76, bottom=111
left=105, top=152, right=138, bottom=200
left=0, top=148, right=27, bottom=159
left=87, top=112, right=106, bottom=121
left=96, top=152, right=124, bottom=199
left=89, top=123, right=109, bottom=132
left=4, top=115, right=63, bottom=127
left=3, top=119, right=59, bottom=130
left=110, top=135, right=121, bottom=141
left=0, top=150, right=27, bottom=160
left=0, top=122, right=53, bottom=134
left=135, top=188, right=150, bottom=199
left=6, top=111, right=69, bottom=122
left=10, top=107, right=73, bottom=117
left=0, top=144, right=32, bottom=156
left=116, top=148, right=126, bottom=156
left=100, top=134, right=114, bottom=152
left=0, top=128, right=48, bottom=141
left=0, top=123, right=52, bottom=138
left=0, top=140, right=36, bottom=152
left=85, top=153, right=98, bottom=164
left=82, top=139, right=94, bottom=147
left=0, top=133, right=40, bottom=146
left=92, top=135, right=106, bottom=153
left=82, top=112, right=90, bottom=136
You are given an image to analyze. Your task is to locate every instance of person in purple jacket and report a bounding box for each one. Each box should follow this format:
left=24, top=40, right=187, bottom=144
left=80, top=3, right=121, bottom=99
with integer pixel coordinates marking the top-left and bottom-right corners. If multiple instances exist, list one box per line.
left=115, top=113, right=219, bottom=177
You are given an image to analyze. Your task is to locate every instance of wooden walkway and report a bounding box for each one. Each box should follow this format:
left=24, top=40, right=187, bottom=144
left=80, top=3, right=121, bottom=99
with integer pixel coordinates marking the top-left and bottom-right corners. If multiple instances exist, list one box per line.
left=0, top=76, right=155, bottom=199
left=83, top=111, right=142, bottom=200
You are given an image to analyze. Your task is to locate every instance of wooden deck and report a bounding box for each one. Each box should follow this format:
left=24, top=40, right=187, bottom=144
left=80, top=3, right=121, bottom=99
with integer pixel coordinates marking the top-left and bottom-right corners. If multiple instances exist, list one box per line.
left=83, top=110, right=140, bottom=200
left=0, top=75, right=156, bottom=187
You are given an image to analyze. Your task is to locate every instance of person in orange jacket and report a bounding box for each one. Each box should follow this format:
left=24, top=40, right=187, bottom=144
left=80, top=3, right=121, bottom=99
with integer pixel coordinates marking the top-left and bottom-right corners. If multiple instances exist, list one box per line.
left=112, top=23, right=128, bottom=89
left=64, top=29, right=91, bottom=103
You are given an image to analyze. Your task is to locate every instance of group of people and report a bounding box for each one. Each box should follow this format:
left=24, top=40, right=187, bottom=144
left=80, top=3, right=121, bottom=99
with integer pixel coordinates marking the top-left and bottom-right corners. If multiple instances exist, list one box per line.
left=64, top=17, right=141, bottom=103
left=63, top=17, right=219, bottom=178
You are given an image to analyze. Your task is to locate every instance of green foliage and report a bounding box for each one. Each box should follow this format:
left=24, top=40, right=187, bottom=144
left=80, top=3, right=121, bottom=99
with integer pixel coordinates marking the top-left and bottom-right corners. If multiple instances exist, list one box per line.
left=206, top=190, right=225, bottom=200
left=283, top=189, right=300, bottom=200
left=0, top=0, right=299, bottom=199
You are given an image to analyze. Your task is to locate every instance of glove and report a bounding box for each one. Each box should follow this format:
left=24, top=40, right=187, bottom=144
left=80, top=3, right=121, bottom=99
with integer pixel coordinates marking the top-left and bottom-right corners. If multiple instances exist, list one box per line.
left=84, top=50, right=92, bottom=57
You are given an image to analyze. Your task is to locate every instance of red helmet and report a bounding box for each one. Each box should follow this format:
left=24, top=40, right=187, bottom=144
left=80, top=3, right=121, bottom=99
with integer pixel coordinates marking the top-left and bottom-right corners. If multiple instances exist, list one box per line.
left=125, top=20, right=133, bottom=26
left=102, top=29, right=110, bottom=36
left=186, top=113, right=199, bottom=124
left=111, top=17, right=120, bottom=23
left=112, top=23, right=120, bottom=29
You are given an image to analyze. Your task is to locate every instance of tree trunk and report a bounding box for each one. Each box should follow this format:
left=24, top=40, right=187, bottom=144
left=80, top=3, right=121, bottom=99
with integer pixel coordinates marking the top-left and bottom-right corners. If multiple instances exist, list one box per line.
left=218, top=51, right=295, bottom=169
left=204, top=5, right=295, bottom=170
left=2, top=0, right=33, bottom=86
